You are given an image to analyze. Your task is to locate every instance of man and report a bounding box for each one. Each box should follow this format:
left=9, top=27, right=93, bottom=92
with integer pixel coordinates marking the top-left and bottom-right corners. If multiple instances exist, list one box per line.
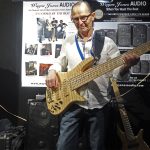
left=51, top=18, right=58, bottom=41
left=57, top=20, right=68, bottom=39
left=46, top=1, right=139, bottom=150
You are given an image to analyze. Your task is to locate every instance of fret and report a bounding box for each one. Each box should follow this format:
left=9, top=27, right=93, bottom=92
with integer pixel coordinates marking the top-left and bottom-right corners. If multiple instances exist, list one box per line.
left=71, top=56, right=124, bottom=89
left=119, top=106, right=135, bottom=141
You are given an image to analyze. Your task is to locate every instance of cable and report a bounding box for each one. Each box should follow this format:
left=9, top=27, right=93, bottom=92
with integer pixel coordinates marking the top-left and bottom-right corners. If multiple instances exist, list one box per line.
left=0, top=104, right=27, bottom=122
left=120, top=73, right=150, bottom=97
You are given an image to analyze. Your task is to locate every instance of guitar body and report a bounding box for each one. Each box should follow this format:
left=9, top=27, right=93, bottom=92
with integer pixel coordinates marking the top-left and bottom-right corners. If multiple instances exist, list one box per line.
left=118, top=127, right=150, bottom=150
left=46, top=57, right=94, bottom=115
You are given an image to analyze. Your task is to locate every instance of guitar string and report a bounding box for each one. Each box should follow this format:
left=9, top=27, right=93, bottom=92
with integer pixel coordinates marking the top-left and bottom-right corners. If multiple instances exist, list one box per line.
left=48, top=42, right=150, bottom=114
left=70, top=57, right=124, bottom=89
left=69, top=41, right=150, bottom=89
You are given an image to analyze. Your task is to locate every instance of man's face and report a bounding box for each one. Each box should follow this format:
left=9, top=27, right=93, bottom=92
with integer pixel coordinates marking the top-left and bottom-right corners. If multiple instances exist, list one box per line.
left=71, top=4, right=95, bottom=35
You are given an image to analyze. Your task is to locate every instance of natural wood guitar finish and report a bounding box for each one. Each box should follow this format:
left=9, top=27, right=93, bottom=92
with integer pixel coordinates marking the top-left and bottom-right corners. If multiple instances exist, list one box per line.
left=46, top=41, right=150, bottom=115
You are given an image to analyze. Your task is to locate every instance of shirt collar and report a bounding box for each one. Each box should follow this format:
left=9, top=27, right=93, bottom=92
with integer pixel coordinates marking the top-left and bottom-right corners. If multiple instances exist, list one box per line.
left=76, top=29, right=95, bottom=42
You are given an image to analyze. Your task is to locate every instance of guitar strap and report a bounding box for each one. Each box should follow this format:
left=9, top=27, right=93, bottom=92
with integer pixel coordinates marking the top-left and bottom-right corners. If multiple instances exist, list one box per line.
left=92, top=30, right=105, bottom=61
left=110, top=78, right=123, bottom=104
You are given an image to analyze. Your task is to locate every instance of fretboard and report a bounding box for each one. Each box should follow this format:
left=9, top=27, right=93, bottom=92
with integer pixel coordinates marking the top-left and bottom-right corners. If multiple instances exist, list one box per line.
left=71, top=41, right=150, bottom=90
left=119, top=104, right=135, bottom=141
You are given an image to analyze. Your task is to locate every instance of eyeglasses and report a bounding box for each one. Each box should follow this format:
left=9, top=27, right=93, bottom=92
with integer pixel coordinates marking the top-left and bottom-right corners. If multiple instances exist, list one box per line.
left=72, top=13, right=91, bottom=23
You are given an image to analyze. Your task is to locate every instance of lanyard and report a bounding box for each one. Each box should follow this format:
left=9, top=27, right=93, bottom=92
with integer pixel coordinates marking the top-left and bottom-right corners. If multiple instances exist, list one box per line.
left=75, top=35, right=94, bottom=60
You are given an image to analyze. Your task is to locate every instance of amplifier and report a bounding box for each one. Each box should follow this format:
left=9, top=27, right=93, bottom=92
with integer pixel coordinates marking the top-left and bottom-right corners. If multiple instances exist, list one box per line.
left=26, top=100, right=59, bottom=150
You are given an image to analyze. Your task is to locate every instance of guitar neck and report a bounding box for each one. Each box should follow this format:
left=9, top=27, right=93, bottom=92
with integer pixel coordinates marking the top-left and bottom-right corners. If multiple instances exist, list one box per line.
left=71, top=41, right=150, bottom=90
left=111, top=78, right=136, bottom=141
left=71, top=55, right=124, bottom=89
left=118, top=103, right=135, bottom=141
left=127, top=41, right=150, bottom=56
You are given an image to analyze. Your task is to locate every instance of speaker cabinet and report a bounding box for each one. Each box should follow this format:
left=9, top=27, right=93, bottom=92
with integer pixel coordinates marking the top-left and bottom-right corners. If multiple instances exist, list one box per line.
left=132, top=24, right=147, bottom=46
left=105, top=29, right=117, bottom=44
left=140, top=60, right=149, bottom=74
left=95, top=29, right=105, bottom=37
left=117, top=24, right=132, bottom=47
left=131, top=61, right=141, bottom=74
left=97, top=29, right=117, bottom=43
left=26, top=100, right=59, bottom=150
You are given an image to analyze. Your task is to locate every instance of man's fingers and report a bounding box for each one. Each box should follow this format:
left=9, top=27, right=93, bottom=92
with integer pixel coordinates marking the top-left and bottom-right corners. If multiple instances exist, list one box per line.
left=45, top=77, right=59, bottom=88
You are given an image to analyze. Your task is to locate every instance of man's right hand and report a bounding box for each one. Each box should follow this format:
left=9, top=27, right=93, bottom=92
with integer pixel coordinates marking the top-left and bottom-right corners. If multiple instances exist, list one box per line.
left=45, top=70, right=59, bottom=88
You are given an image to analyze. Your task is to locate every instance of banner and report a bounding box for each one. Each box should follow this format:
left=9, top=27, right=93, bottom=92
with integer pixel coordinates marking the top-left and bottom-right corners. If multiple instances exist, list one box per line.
left=93, top=0, right=150, bottom=81
left=22, top=1, right=77, bottom=87
left=22, top=0, right=150, bottom=87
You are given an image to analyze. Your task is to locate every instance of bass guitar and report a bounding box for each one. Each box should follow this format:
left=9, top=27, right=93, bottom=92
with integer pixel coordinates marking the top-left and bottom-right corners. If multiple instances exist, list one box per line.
left=46, top=41, right=150, bottom=115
